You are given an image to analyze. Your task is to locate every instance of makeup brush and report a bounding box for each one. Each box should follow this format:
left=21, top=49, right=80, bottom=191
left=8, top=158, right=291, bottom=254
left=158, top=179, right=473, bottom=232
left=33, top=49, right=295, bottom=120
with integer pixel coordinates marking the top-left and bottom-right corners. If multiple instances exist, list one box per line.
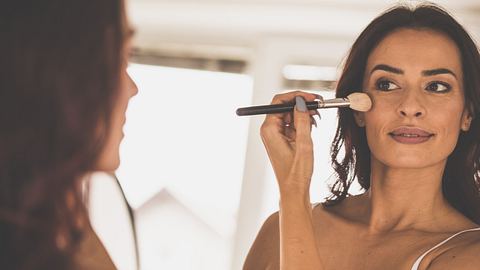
left=236, top=92, right=372, bottom=116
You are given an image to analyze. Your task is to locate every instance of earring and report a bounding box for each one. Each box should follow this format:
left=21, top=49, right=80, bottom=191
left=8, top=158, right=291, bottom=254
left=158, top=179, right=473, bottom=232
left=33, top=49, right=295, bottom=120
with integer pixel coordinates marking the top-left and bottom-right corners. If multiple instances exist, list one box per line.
left=357, top=119, right=365, bottom=127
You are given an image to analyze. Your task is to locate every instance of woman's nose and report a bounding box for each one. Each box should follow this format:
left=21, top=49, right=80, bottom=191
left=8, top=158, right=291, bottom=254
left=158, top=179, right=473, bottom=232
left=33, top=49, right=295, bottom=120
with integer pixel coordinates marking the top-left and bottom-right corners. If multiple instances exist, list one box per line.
left=127, top=73, right=138, bottom=97
left=396, top=89, right=426, bottom=118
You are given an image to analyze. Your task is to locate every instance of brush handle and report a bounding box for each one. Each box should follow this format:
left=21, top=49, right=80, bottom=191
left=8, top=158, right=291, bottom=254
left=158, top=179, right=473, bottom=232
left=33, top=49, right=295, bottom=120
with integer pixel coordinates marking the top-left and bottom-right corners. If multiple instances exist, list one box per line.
left=236, top=101, right=319, bottom=116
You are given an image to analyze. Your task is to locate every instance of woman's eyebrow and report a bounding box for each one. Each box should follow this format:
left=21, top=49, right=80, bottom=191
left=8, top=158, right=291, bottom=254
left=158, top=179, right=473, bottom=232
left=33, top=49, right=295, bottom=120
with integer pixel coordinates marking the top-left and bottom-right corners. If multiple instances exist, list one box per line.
left=370, top=64, right=457, bottom=79
left=370, top=64, right=403, bottom=75
left=422, top=68, right=457, bottom=79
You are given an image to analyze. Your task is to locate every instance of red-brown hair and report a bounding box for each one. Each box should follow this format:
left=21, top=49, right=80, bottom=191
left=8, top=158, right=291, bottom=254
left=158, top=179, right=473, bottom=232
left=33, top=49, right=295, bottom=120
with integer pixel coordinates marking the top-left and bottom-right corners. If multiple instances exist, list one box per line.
left=0, top=0, right=126, bottom=268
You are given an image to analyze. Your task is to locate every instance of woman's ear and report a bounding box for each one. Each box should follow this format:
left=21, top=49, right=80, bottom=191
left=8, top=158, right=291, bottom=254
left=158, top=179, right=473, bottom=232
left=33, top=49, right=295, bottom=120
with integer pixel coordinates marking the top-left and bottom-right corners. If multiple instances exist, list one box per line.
left=354, top=111, right=365, bottom=127
left=461, top=114, right=472, bottom=131
left=460, top=106, right=473, bottom=131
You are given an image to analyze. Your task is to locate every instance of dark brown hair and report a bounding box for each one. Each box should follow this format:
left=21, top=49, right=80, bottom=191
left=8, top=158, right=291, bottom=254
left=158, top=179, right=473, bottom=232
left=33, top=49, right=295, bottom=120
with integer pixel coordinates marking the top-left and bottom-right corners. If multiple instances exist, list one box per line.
left=328, top=4, right=480, bottom=223
left=0, top=0, right=125, bottom=268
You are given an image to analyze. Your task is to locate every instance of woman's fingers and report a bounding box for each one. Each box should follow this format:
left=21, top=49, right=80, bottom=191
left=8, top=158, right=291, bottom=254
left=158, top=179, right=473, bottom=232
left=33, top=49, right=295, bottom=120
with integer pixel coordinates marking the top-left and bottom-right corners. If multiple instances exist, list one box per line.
left=261, top=92, right=317, bottom=139
left=293, top=96, right=314, bottom=150
left=261, top=91, right=320, bottom=148
left=282, top=96, right=314, bottom=190
left=263, top=91, right=318, bottom=124
left=272, top=91, right=318, bottom=104
left=261, top=92, right=316, bottom=147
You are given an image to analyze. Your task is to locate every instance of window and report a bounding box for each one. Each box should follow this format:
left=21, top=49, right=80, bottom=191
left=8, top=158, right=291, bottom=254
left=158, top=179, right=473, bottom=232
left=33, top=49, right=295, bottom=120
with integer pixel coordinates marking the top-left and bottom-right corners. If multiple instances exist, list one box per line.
left=117, top=63, right=253, bottom=269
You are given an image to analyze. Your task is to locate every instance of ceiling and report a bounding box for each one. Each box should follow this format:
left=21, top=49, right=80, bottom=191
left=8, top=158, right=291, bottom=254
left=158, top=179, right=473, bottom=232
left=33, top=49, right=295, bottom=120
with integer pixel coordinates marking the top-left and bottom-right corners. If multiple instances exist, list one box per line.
left=132, top=0, right=480, bottom=10
left=127, top=0, right=480, bottom=60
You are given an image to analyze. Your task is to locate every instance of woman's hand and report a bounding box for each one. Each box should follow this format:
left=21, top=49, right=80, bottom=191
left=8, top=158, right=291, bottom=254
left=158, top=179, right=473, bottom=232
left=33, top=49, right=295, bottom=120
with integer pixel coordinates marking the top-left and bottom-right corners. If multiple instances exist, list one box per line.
left=260, top=91, right=318, bottom=198
left=260, top=91, right=324, bottom=270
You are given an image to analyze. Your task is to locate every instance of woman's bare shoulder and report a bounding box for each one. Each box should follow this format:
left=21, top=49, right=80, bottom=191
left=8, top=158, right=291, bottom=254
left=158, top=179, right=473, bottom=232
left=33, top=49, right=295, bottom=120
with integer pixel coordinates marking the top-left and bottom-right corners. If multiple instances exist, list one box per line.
left=313, top=194, right=367, bottom=223
left=243, top=211, right=280, bottom=270
left=74, top=221, right=116, bottom=270
left=427, top=229, right=480, bottom=270
left=243, top=197, right=366, bottom=270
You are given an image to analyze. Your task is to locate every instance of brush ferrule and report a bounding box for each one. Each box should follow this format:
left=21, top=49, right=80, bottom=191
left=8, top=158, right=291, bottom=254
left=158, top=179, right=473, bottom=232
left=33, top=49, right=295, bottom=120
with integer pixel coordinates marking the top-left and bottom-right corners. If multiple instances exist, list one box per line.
left=318, top=98, right=350, bottom=108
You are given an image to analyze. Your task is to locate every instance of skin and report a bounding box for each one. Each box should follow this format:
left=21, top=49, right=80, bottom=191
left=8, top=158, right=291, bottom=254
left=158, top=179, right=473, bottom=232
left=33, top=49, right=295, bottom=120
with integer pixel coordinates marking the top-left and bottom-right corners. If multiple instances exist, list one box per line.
left=95, top=9, right=138, bottom=172
left=74, top=3, right=137, bottom=269
left=244, top=29, right=480, bottom=270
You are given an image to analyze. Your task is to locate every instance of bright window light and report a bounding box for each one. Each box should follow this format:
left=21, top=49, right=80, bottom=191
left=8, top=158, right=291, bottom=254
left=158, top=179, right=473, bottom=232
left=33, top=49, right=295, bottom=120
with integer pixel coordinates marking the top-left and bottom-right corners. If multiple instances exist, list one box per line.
left=282, top=64, right=338, bottom=81
left=117, top=63, right=253, bottom=270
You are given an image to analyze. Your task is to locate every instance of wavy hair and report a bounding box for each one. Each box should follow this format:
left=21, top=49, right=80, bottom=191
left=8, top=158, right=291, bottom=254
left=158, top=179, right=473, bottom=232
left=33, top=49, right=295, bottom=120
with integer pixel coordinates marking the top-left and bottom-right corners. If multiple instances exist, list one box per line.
left=0, top=0, right=125, bottom=269
left=327, top=4, right=480, bottom=224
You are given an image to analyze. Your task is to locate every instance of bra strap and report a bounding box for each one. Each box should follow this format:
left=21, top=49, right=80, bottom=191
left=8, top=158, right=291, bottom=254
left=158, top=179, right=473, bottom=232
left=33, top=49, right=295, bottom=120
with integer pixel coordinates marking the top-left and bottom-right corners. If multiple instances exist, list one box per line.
left=411, top=227, right=480, bottom=270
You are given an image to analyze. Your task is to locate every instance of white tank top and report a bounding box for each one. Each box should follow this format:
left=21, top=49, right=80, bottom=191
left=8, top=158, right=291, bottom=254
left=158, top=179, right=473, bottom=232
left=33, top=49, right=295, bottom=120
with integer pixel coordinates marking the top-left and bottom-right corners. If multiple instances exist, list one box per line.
left=311, top=203, right=480, bottom=270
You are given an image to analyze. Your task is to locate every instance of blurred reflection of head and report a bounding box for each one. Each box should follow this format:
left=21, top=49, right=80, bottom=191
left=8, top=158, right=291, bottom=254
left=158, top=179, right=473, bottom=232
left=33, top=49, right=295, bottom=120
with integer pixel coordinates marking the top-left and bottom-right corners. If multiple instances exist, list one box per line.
left=0, top=0, right=137, bottom=268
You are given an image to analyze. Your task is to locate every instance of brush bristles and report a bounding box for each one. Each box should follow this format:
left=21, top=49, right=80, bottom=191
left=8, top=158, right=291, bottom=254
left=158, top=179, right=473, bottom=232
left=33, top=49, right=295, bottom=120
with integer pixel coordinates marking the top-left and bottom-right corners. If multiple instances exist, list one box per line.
left=347, top=92, right=372, bottom=112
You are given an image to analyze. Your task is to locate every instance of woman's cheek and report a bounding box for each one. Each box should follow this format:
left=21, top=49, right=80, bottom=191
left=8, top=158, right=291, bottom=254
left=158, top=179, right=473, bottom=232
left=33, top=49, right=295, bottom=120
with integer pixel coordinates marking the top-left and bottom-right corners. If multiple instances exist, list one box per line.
left=366, top=93, right=391, bottom=116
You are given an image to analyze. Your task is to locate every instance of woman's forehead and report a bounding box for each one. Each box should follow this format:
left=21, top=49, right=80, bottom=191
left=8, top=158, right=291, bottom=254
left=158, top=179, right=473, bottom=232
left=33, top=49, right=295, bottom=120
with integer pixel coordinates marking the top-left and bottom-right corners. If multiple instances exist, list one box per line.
left=366, top=28, right=462, bottom=75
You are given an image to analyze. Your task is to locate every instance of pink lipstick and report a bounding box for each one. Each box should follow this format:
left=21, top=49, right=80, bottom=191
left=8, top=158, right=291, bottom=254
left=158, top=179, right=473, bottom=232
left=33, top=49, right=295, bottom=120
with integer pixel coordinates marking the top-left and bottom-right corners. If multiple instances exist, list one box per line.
left=388, top=127, right=434, bottom=144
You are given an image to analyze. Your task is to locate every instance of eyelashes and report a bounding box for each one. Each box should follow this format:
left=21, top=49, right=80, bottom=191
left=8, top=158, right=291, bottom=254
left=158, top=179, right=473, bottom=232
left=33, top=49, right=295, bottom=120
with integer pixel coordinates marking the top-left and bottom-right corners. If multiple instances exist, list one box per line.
left=375, top=79, right=399, bottom=91
left=374, top=78, right=452, bottom=93
left=425, top=81, right=451, bottom=93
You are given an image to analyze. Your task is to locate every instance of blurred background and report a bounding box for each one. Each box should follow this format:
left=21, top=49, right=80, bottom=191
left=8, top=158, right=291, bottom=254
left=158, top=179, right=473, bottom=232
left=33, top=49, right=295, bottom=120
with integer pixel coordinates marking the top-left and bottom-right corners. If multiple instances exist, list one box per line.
left=87, top=1, right=480, bottom=269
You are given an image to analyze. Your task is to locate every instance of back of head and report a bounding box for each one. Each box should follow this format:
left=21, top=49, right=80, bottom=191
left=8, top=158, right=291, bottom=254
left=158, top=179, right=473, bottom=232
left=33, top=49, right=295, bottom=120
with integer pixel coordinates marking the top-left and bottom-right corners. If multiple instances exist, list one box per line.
left=0, top=0, right=124, bottom=268
left=329, top=3, right=480, bottom=223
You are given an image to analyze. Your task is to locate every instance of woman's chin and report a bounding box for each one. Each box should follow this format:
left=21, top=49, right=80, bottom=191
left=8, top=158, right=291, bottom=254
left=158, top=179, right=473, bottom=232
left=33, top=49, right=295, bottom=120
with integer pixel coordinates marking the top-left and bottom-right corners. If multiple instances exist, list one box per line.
left=383, top=157, right=442, bottom=170
left=94, top=155, right=120, bottom=172
left=372, top=152, right=444, bottom=170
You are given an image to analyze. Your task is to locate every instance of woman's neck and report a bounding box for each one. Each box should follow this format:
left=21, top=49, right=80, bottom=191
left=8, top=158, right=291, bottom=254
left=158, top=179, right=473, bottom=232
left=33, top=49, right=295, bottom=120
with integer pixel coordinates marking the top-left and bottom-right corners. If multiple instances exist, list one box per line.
left=360, top=156, right=458, bottom=234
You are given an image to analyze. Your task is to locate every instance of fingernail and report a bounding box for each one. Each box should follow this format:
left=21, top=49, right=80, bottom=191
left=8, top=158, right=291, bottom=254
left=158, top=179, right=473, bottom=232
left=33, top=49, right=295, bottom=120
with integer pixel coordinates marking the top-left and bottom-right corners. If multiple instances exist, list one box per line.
left=295, top=96, right=307, bottom=112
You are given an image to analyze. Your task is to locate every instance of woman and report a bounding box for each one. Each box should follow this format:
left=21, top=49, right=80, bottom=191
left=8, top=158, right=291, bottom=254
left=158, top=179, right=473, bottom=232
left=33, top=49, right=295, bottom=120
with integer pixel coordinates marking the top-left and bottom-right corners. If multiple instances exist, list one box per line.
left=0, top=0, right=137, bottom=269
left=245, top=3, right=480, bottom=270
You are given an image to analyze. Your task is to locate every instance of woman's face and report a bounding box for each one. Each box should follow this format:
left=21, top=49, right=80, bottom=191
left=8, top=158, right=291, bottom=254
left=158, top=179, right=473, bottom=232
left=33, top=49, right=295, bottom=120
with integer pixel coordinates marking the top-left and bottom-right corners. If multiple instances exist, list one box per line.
left=95, top=25, right=138, bottom=172
left=359, top=28, right=471, bottom=169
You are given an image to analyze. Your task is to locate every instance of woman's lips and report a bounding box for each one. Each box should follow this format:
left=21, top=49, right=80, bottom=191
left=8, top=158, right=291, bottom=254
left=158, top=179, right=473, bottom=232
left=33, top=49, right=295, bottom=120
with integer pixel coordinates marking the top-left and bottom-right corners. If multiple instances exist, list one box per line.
left=388, top=127, right=434, bottom=144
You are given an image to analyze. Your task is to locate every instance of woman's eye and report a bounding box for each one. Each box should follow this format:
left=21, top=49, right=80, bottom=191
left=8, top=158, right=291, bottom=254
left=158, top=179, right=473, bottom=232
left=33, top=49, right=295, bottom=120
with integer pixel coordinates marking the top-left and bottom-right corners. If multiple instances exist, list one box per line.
left=375, top=79, right=399, bottom=91
left=425, top=81, right=451, bottom=93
